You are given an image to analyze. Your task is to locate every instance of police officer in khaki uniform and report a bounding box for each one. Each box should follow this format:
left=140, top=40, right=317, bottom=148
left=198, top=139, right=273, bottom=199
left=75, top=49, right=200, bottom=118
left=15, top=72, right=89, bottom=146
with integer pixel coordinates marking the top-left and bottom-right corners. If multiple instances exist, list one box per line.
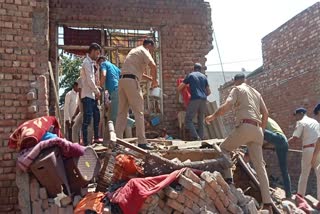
left=205, top=73, right=273, bottom=212
left=115, top=39, right=158, bottom=150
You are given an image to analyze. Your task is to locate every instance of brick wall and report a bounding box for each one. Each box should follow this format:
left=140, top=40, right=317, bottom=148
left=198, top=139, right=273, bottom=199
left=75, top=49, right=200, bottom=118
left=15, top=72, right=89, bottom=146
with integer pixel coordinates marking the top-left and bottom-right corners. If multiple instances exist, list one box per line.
left=219, top=2, right=320, bottom=195
left=48, top=0, right=213, bottom=137
left=0, top=0, right=49, bottom=212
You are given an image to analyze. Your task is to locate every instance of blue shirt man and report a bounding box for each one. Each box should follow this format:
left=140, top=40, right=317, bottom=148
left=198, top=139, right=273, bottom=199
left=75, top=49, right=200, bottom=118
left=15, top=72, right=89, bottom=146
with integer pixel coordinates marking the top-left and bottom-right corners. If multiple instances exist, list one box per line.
left=98, top=56, right=121, bottom=124
left=183, top=70, right=209, bottom=100
left=178, top=63, right=211, bottom=140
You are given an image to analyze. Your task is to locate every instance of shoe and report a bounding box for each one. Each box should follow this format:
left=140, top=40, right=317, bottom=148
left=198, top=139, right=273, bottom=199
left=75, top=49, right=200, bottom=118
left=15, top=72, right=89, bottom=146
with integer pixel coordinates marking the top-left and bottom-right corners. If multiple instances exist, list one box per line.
left=138, top=144, right=153, bottom=150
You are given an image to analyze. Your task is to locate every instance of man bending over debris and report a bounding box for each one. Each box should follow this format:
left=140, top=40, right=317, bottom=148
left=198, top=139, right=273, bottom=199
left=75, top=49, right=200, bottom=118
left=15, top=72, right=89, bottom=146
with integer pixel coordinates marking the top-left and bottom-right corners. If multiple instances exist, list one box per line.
left=205, top=73, right=273, bottom=212
left=288, top=108, right=320, bottom=209
left=178, top=63, right=211, bottom=141
left=264, top=117, right=292, bottom=199
left=115, top=39, right=158, bottom=150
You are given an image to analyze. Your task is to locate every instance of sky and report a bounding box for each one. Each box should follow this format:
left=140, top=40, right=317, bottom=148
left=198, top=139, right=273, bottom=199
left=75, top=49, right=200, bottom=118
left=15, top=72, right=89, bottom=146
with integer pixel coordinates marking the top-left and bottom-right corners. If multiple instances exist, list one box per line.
left=206, top=0, right=319, bottom=73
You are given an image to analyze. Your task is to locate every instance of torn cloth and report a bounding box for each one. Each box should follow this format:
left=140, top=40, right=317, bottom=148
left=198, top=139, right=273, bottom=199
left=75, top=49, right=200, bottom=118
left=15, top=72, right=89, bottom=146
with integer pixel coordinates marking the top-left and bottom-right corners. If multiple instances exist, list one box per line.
left=111, top=168, right=186, bottom=214
left=17, top=137, right=85, bottom=172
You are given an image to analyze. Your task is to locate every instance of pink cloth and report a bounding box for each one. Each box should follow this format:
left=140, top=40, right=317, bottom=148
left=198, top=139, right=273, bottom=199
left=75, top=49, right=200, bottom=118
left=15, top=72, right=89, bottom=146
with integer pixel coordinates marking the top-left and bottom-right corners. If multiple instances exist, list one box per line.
left=17, top=137, right=85, bottom=172
left=295, top=194, right=313, bottom=214
left=111, top=168, right=186, bottom=214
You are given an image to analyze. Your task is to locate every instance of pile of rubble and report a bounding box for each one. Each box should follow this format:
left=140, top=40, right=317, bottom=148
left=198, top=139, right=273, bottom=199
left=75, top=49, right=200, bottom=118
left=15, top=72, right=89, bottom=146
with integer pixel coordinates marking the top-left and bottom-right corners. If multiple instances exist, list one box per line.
left=140, top=169, right=258, bottom=214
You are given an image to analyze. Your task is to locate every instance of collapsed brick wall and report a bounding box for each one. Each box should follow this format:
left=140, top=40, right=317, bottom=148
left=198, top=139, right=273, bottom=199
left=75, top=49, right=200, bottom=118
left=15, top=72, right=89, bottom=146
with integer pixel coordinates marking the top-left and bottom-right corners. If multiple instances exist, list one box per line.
left=48, top=0, right=214, bottom=137
left=0, top=0, right=50, bottom=212
left=219, top=2, right=320, bottom=196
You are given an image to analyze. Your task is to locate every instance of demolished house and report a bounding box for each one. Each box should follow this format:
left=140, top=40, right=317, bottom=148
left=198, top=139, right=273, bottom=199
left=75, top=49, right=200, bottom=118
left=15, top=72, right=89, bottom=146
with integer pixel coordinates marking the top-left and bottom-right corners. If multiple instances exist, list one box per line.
left=1, top=0, right=320, bottom=213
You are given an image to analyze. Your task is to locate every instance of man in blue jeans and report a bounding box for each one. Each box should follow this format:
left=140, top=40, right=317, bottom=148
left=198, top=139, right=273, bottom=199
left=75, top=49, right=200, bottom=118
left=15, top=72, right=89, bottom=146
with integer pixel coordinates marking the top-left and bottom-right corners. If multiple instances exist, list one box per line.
left=264, top=117, right=292, bottom=198
left=178, top=63, right=211, bottom=140
left=97, top=56, right=121, bottom=124
left=80, top=43, right=101, bottom=146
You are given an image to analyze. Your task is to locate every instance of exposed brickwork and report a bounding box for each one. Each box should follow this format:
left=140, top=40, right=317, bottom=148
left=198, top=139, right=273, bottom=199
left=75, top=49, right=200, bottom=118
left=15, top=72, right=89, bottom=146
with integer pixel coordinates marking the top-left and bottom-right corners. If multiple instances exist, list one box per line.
left=48, top=0, right=214, bottom=137
left=219, top=2, right=320, bottom=197
left=0, top=0, right=49, bottom=212
left=1, top=0, right=213, bottom=212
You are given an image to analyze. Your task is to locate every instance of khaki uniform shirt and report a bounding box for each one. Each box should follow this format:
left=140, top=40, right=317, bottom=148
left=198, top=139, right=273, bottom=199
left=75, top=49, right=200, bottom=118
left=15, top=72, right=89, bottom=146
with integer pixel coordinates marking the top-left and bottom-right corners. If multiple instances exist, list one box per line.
left=227, top=83, right=263, bottom=125
left=121, top=46, right=155, bottom=81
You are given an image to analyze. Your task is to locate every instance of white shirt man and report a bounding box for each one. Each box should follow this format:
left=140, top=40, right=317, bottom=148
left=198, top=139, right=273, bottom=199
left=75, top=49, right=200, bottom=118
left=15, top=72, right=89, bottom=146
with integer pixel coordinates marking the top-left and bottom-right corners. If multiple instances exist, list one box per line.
left=289, top=108, right=320, bottom=205
left=64, top=82, right=79, bottom=141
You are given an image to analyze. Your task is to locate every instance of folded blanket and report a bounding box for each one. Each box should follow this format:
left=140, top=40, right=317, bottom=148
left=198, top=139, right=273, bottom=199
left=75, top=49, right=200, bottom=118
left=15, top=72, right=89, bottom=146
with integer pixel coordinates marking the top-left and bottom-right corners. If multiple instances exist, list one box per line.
left=17, top=137, right=85, bottom=172
left=9, top=116, right=62, bottom=151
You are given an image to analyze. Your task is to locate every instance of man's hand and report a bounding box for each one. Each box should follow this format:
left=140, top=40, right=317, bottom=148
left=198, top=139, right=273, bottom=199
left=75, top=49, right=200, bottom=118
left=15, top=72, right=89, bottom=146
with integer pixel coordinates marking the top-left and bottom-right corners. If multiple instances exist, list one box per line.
left=151, top=80, right=159, bottom=88
left=205, top=114, right=216, bottom=125
left=95, top=91, right=101, bottom=100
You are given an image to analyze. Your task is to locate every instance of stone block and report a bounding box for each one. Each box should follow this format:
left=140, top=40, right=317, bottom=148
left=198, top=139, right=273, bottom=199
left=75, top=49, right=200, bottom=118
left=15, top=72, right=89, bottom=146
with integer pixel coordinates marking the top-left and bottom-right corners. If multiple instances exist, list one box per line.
left=192, top=202, right=200, bottom=213
left=30, top=177, right=40, bottom=202
left=32, top=200, right=42, bottom=214
left=42, top=199, right=49, bottom=210
left=183, top=189, right=199, bottom=204
left=178, top=175, right=193, bottom=191
left=227, top=190, right=238, bottom=204
left=184, top=207, right=194, bottom=214
left=204, top=183, right=217, bottom=200
left=184, top=197, right=193, bottom=209
left=213, top=171, right=230, bottom=192
left=60, top=196, right=72, bottom=207
left=228, top=202, right=243, bottom=214
left=176, top=194, right=185, bottom=204
left=166, top=198, right=184, bottom=213
left=16, top=169, right=31, bottom=214
left=163, top=205, right=173, bottom=214
left=213, top=197, right=227, bottom=214
left=184, top=168, right=201, bottom=184
left=39, top=188, right=48, bottom=200
left=164, top=186, right=178, bottom=199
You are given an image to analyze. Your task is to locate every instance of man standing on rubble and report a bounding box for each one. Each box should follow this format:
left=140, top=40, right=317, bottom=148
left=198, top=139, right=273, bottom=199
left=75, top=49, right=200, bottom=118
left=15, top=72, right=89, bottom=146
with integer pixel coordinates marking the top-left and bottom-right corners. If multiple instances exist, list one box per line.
left=264, top=117, right=292, bottom=199
left=97, top=56, right=121, bottom=124
left=115, top=39, right=158, bottom=150
left=288, top=108, right=320, bottom=209
left=64, top=81, right=79, bottom=141
left=81, top=43, right=101, bottom=146
left=205, top=73, right=273, bottom=212
left=178, top=63, right=211, bottom=140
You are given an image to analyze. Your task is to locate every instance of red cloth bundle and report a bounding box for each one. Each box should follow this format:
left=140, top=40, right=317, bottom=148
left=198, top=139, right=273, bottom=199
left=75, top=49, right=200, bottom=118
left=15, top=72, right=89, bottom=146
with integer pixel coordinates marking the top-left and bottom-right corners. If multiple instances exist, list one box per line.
left=9, top=116, right=62, bottom=151
left=177, top=78, right=191, bottom=108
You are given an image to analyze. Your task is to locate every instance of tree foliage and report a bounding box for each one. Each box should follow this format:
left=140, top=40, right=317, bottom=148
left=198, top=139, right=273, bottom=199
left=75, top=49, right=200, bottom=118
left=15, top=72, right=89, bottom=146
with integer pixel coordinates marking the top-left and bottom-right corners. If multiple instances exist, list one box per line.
left=59, top=55, right=82, bottom=106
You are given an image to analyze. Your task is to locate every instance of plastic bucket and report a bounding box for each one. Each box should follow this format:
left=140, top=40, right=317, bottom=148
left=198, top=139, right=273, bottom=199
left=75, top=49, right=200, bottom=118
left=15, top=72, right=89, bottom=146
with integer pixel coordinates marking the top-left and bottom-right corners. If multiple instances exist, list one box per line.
left=150, top=87, right=161, bottom=98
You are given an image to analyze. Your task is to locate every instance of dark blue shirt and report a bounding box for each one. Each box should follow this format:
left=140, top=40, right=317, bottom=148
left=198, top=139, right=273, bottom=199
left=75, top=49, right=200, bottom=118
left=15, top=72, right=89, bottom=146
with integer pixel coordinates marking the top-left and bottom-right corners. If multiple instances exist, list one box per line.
left=100, top=61, right=121, bottom=93
left=183, top=71, right=209, bottom=100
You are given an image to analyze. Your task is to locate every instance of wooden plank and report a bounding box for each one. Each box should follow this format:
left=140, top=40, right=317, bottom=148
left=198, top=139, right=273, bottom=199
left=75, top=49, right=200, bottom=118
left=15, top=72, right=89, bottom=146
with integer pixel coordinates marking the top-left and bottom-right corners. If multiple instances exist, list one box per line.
left=205, top=102, right=217, bottom=139
left=212, top=101, right=227, bottom=138
left=48, top=61, right=63, bottom=132
left=207, top=102, right=221, bottom=138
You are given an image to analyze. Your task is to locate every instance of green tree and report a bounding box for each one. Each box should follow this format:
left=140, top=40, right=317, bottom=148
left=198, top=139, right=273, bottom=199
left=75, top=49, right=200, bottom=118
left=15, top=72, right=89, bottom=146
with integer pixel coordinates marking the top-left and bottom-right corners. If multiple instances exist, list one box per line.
left=59, top=55, right=82, bottom=106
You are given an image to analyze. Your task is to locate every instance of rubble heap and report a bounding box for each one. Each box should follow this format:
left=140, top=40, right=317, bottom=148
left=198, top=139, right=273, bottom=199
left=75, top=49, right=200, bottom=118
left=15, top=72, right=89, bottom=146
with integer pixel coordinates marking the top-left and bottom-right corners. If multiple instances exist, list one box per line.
left=140, top=169, right=258, bottom=214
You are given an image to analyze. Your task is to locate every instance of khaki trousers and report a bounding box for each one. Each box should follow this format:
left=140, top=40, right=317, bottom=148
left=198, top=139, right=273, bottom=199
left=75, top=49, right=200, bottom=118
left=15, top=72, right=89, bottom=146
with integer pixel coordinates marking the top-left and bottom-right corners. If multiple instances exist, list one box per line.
left=115, top=78, right=146, bottom=144
left=298, top=147, right=320, bottom=200
left=220, top=123, right=272, bottom=204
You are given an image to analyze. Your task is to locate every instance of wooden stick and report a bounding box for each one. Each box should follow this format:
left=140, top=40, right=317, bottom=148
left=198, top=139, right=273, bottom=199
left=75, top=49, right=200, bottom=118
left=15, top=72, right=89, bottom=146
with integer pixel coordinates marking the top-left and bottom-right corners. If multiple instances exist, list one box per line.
left=48, top=61, right=63, bottom=132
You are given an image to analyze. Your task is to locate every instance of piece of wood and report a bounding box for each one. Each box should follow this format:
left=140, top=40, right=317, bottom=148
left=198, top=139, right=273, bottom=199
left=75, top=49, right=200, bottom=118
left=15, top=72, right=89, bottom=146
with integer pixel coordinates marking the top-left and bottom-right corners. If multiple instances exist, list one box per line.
left=48, top=61, right=63, bottom=132
left=116, top=138, right=148, bottom=155
left=212, top=101, right=227, bottom=138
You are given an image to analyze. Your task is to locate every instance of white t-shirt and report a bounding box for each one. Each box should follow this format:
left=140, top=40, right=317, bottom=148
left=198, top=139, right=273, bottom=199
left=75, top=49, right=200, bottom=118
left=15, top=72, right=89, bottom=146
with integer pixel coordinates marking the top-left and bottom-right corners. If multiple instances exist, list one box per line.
left=293, top=115, right=320, bottom=146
